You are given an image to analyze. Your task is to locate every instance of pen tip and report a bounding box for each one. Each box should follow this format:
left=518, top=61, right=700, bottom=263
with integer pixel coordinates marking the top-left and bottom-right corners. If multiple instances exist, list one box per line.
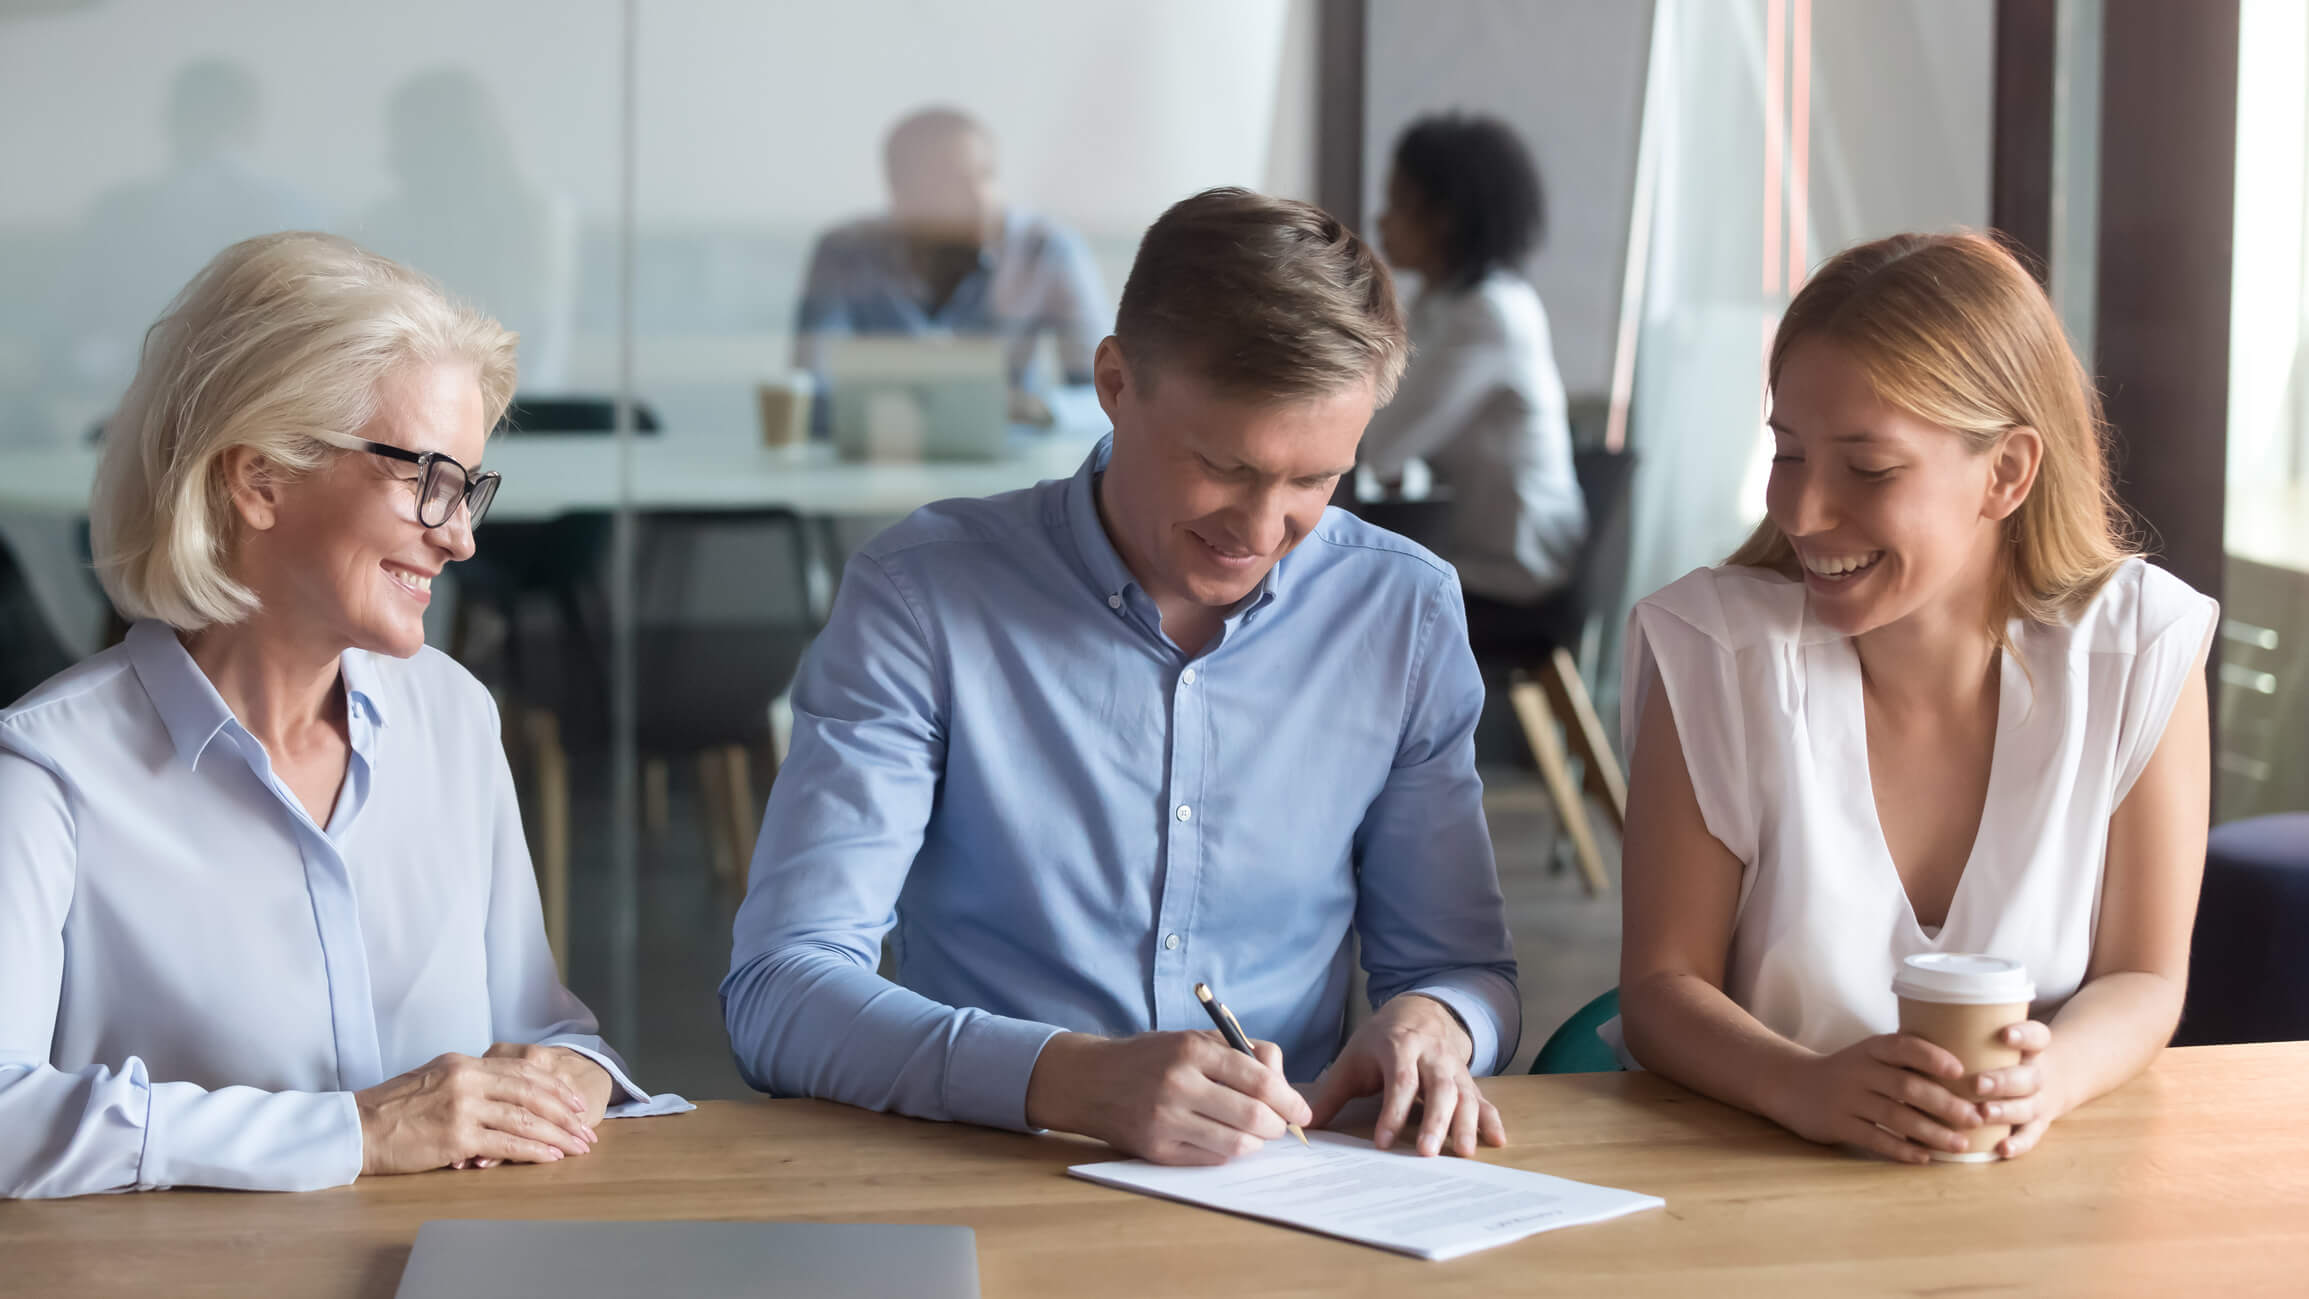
left=1292, top=1125, right=1309, bottom=1146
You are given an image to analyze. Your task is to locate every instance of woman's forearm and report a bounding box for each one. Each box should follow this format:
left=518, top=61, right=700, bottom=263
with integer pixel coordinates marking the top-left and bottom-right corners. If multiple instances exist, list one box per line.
left=1621, top=971, right=1818, bottom=1130
left=2040, top=971, right=2187, bottom=1117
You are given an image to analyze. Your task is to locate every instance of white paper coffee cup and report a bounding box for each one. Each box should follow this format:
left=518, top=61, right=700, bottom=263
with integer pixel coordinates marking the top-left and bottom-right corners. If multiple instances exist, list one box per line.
left=1893, top=954, right=2035, bottom=1163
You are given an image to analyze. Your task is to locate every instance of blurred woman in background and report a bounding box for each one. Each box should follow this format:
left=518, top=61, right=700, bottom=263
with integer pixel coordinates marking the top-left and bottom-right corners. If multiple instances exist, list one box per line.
left=1368, top=113, right=1586, bottom=641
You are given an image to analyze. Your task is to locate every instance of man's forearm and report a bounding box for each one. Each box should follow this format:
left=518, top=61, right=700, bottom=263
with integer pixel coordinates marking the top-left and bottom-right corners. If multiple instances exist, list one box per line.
left=720, top=945, right=1060, bottom=1130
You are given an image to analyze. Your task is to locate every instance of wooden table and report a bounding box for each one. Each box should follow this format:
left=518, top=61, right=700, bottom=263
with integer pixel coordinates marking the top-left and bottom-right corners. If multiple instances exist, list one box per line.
left=6, top=1043, right=2304, bottom=1297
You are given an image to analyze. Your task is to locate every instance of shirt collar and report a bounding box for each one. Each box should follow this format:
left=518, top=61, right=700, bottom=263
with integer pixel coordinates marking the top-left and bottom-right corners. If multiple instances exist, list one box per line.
left=126, top=620, right=388, bottom=769
left=127, top=620, right=237, bottom=768
left=1063, top=435, right=1140, bottom=608
left=1060, top=434, right=1289, bottom=623
left=340, top=648, right=390, bottom=729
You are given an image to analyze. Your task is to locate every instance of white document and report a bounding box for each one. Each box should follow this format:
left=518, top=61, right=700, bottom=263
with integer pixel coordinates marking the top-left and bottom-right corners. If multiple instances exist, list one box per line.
left=1067, top=1132, right=1664, bottom=1261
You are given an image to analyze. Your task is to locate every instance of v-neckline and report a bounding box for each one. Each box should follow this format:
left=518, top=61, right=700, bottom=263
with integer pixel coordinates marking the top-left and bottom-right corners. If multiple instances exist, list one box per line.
left=1836, top=628, right=2023, bottom=946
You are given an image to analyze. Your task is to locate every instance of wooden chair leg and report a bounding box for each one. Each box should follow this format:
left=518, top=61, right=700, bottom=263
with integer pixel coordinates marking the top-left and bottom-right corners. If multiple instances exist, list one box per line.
left=642, top=758, right=671, bottom=835
left=719, top=743, right=760, bottom=894
left=695, top=749, right=734, bottom=886
left=521, top=708, right=571, bottom=977
left=1540, top=647, right=1627, bottom=831
left=1510, top=673, right=1612, bottom=897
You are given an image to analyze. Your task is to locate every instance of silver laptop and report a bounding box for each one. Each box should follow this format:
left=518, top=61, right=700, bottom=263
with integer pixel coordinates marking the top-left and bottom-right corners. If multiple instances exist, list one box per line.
left=823, top=336, right=1009, bottom=462
left=393, top=1220, right=979, bottom=1299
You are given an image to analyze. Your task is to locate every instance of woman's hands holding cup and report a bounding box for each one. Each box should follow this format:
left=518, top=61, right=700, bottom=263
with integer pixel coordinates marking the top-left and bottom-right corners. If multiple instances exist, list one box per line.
left=355, top=1049, right=600, bottom=1176
left=1778, top=1032, right=1986, bottom=1164
left=1967, top=1019, right=2059, bottom=1158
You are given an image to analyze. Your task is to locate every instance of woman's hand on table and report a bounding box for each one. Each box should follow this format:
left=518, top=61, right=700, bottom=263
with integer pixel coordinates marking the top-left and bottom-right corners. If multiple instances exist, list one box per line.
left=485, top=1042, right=614, bottom=1126
left=1775, top=1033, right=1984, bottom=1164
left=1971, top=1019, right=2060, bottom=1159
left=354, top=1050, right=599, bottom=1175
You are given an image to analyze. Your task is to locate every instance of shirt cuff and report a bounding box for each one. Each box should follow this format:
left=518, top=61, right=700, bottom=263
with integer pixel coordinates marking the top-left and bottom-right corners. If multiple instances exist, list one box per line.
left=140, top=1081, right=364, bottom=1193
left=1399, top=976, right=1518, bottom=1077
left=943, top=1010, right=1064, bottom=1133
left=542, top=1039, right=695, bottom=1119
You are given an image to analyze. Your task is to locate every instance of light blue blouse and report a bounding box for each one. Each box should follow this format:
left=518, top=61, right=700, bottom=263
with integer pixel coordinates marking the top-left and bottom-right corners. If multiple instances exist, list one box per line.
left=0, top=622, right=687, bottom=1199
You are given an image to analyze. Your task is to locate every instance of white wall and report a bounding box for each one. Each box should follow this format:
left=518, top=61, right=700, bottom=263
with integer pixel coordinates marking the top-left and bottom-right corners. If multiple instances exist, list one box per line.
left=0, top=1, right=626, bottom=226
left=0, top=0, right=1310, bottom=231
left=0, top=0, right=1317, bottom=442
left=634, top=0, right=1311, bottom=231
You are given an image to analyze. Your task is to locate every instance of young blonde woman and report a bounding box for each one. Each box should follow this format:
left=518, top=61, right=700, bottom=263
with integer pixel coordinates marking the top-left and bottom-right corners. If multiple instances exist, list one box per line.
left=1616, top=231, right=2215, bottom=1164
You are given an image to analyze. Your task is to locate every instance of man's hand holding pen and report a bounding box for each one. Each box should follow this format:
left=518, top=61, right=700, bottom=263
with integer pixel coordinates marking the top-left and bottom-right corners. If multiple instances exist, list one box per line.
left=1025, top=1028, right=1313, bottom=1165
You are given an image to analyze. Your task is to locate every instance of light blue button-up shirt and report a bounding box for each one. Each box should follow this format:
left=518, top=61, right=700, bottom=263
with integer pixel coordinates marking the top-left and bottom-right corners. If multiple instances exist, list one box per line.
left=722, top=437, right=1518, bottom=1132
left=0, top=623, right=686, bottom=1199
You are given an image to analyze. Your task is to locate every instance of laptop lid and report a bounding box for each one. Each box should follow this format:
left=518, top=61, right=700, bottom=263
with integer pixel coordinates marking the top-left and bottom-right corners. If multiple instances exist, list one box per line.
left=393, top=1220, right=980, bottom=1299
left=822, top=336, right=1007, bottom=462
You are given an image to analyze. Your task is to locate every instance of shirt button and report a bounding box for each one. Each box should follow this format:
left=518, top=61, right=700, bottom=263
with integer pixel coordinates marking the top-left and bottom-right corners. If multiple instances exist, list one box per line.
left=1164, top=933, right=1182, bottom=951
left=1175, top=804, right=1192, bottom=822
left=1180, top=667, right=1197, bottom=685
left=1107, top=593, right=1123, bottom=609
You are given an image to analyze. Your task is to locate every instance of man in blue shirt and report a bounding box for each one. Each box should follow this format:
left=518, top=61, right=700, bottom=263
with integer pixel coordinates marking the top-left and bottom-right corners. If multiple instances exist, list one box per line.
left=726, top=187, right=1519, bottom=1164
left=792, top=106, right=1105, bottom=428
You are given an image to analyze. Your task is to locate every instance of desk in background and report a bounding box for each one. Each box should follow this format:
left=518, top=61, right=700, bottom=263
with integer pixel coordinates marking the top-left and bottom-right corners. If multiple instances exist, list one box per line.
left=5, top=1043, right=2304, bottom=1298
left=0, top=433, right=1096, bottom=524
left=0, top=431, right=1098, bottom=657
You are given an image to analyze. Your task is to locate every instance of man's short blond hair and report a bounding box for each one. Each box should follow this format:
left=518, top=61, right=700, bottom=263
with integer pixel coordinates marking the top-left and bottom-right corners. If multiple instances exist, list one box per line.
left=89, top=231, right=518, bottom=630
left=1114, top=187, right=1408, bottom=404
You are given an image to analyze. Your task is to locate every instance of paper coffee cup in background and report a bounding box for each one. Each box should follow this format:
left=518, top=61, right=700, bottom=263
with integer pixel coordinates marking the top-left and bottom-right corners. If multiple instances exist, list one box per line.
left=1892, top=953, right=2035, bottom=1163
left=757, top=373, right=816, bottom=447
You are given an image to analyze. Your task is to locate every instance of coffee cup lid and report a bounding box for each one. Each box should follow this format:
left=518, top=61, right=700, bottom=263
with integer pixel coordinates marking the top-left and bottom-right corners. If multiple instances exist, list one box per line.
left=1891, top=953, right=2035, bottom=1006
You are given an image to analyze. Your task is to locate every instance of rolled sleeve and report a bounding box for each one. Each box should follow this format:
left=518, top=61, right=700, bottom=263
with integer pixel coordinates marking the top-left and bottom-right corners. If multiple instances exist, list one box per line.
left=723, top=552, right=1068, bottom=1129
left=1401, top=975, right=1520, bottom=1077
left=1351, top=576, right=1522, bottom=1075
left=944, top=1013, right=1065, bottom=1132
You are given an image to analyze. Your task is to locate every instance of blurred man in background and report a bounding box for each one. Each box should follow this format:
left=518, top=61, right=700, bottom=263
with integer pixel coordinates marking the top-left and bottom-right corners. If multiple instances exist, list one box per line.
left=793, top=106, right=1105, bottom=429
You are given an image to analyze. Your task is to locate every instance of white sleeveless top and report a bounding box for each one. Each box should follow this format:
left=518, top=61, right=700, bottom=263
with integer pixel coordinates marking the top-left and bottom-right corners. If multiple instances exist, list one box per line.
left=1616, top=557, right=2216, bottom=1055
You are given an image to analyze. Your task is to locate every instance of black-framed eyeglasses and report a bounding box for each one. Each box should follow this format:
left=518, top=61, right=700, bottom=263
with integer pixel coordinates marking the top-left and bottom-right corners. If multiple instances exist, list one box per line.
left=359, top=441, right=501, bottom=529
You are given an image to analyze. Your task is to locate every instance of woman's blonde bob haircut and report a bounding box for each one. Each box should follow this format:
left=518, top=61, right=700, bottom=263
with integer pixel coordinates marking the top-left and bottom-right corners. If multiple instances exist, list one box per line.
left=90, top=231, right=518, bottom=631
left=1728, top=230, right=2135, bottom=635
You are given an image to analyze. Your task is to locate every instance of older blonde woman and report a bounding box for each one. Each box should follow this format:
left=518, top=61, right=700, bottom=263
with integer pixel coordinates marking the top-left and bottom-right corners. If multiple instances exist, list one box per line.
left=0, top=232, right=683, bottom=1199
left=1617, top=232, right=2214, bottom=1164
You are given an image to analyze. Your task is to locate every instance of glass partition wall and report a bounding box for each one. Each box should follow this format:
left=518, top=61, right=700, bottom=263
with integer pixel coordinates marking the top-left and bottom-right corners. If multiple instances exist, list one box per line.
left=0, top=0, right=1321, bottom=1097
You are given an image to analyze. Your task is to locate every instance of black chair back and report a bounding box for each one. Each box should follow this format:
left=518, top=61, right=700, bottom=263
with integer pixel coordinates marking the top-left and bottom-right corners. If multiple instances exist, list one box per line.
left=1354, top=447, right=1638, bottom=656
left=2175, top=815, right=2309, bottom=1045
left=1, top=536, right=78, bottom=706
left=456, top=396, right=666, bottom=695
left=497, top=395, right=663, bottom=435
left=627, top=508, right=819, bottom=755
left=461, top=397, right=664, bottom=639
left=1555, top=446, right=1638, bottom=635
